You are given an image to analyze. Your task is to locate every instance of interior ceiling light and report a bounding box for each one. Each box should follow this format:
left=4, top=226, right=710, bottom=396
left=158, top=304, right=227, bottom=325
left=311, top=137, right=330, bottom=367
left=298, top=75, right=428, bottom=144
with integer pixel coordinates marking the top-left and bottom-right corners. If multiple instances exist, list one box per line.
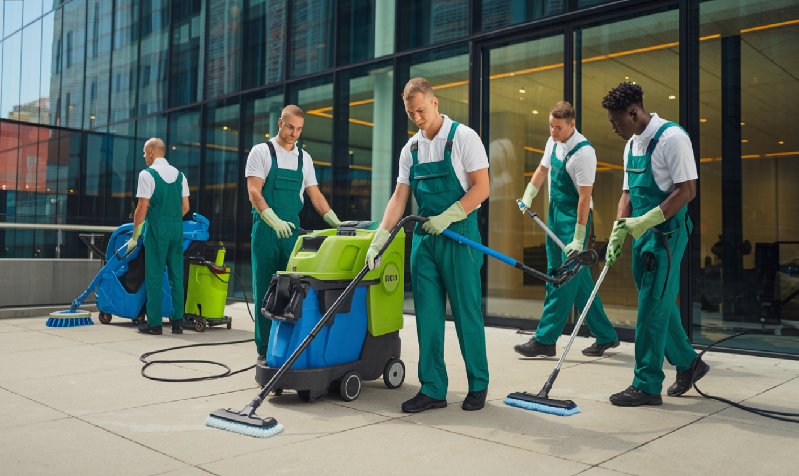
left=700, top=119, right=707, bottom=123
left=223, top=126, right=228, bottom=130
left=172, top=146, right=176, bottom=150
left=742, top=139, right=748, bottom=143
left=779, top=141, right=784, bottom=144
left=532, top=110, right=539, bottom=114
left=741, top=122, right=745, bottom=126
left=265, top=134, right=269, bottom=138
left=669, top=95, right=676, bottom=99
left=625, top=76, right=629, bottom=80
left=519, top=88, right=526, bottom=93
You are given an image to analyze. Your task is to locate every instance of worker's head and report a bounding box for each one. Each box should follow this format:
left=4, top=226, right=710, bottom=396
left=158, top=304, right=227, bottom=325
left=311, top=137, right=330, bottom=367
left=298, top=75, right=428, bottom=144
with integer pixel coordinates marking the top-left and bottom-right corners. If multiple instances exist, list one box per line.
left=278, top=105, right=304, bottom=146
left=403, top=78, right=439, bottom=131
left=549, top=101, right=576, bottom=143
left=143, top=138, right=166, bottom=166
left=602, top=82, right=646, bottom=140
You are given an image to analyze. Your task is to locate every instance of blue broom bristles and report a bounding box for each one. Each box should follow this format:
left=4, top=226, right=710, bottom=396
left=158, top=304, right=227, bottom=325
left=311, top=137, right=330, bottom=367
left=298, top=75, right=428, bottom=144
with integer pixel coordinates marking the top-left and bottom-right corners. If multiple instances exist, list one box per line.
left=46, top=313, right=94, bottom=328
left=204, top=415, right=284, bottom=438
left=504, top=397, right=580, bottom=416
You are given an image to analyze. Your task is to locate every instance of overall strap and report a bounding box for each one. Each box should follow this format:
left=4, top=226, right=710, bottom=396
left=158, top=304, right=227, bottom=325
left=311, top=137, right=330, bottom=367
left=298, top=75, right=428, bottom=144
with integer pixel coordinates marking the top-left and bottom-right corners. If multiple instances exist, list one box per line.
left=443, top=121, right=460, bottom=163
left=266, top=141, right=279, bottom=172
left=296, top=148, right=304, bottom=172
left=411, top=141, right=419, bottom=166
left=563, top=140, right=593, bottom=166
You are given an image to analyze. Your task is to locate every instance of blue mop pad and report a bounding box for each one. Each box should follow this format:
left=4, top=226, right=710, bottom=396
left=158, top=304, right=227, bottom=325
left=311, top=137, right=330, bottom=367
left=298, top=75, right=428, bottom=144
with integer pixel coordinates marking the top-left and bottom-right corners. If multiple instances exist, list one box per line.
left=504, top=391, right=581, bottom=416
left=204, top=414, right=284, bottom=438
left=504, top=396, right=580, bottom=416
left=46, top=310, right=94, bottom=328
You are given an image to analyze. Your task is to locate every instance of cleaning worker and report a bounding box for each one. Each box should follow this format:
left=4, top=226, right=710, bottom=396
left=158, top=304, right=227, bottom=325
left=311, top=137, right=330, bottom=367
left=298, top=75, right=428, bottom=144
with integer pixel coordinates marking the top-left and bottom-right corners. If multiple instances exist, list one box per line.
left=602, top=82, right=709, bottom=406
left=128, top=138, right=190, bottom=335
left=366, top=78, right=490, bottom=413
left=246, top=105, right=341, bottom=359
left=513, top=101, right=619, bottom=358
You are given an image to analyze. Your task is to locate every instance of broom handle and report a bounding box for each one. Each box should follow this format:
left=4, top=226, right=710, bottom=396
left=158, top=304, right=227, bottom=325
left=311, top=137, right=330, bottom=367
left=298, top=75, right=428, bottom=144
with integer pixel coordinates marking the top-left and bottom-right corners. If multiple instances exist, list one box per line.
left=517, top=199, right=567, bottom=251
left=555, top=265, right=610, bottom=371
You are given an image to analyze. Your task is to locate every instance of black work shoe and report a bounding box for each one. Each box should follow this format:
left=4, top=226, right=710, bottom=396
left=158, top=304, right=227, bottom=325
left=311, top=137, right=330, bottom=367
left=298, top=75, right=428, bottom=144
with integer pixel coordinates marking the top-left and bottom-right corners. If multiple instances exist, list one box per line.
left=667, top=357, right=710, bottom=397
left=171, top=320, right=183, bottom=334
left=609, top=386, right=662, bottom=406
left=137, top=323, right=163, bottom=335
left=401, top=393, right=447, bottom=413
left=582, top=339, right=620, bottom=357
left=514, top=337, right=556, bottom=357
left=462, top=389, right=488, bottom=411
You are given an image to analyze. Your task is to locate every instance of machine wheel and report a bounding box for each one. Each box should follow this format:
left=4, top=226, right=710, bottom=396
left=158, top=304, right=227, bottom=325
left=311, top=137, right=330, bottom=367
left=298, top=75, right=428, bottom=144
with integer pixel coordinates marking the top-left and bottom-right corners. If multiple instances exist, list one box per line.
left=383, top=358, right=405, bottom=389
left=339, top=371, right=362, bottom=402
left=297, top=389, right=326, bottom=403
left=98, top=312, right=112, bottom=324
left=227, top=322, right=231, bottom=329
left=134, top=303, right=146, bottom=325
left=195, top=319, right=206, bottom=332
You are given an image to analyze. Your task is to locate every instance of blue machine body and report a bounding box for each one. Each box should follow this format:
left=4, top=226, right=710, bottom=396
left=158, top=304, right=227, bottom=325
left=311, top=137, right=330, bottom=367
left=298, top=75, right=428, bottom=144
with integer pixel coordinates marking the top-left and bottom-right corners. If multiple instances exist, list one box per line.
left=266, top=286, right=368, bottom=369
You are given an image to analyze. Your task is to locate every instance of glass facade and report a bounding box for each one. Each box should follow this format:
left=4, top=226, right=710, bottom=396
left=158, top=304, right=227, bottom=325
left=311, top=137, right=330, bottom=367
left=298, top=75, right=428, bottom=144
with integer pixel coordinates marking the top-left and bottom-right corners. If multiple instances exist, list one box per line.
left=1, top=0, right=798, bottom=356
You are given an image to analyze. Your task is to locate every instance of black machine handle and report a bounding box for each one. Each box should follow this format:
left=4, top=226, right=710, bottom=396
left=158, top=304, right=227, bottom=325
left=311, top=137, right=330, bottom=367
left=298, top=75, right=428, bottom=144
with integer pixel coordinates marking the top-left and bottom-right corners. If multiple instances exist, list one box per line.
left=241, top=215, right=427, bottom=414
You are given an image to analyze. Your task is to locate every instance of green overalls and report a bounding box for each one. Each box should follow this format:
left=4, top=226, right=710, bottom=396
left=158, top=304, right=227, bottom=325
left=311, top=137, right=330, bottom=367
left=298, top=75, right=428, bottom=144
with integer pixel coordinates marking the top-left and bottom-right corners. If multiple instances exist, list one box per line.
left=535, top=141, right=618, bottom=346
left=143, top=168, right=184, bottom=327
left=252, top=142, right=303, bottom=356
left=626, top=122, right=697, bottom=394
left=409, top=121, right=489, bottom=400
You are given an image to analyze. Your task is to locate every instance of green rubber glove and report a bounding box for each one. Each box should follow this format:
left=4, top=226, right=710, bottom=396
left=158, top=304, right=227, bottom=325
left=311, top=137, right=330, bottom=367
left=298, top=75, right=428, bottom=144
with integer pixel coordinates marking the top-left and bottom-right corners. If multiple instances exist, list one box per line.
left=323, top=209, right=341, bottom=228
left=619, top=206, right=666, bottom=239
left=365, top=226, right=390, bottom=271
left=125, top=223, right=143, bottom=254
left=564, top=223, right=586, bottom=257
left=260, top=208, right=296, bottom=239
left=422, top=201, right=467, bottom=236
left=605, top=220, right=629, bottom=266
left=519, top=182, right=539, bottom=211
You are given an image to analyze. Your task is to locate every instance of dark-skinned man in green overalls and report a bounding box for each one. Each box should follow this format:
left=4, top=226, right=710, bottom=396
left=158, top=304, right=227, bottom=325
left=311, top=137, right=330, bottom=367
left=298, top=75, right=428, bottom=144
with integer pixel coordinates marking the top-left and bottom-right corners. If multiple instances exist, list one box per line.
left=128, top=138, right=190, bottom=335
left=603, top=82, right=710, bottom=406
left=245, top=105, right=341, bottom=360
left=513, top=101, right=619, bottom=359
left=366, top=78, right=491, bottom=413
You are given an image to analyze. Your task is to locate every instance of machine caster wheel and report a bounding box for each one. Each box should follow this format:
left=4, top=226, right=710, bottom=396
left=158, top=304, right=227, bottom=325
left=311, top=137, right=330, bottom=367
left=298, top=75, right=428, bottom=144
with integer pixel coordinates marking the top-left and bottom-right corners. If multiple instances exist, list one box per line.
left=272, top=388, right=283, bottom=396
left=98, top=312, right=112, bottom=324
left=133, top=316, right=145, bottom=325
left=339, top=371, right=362, bottom=402
left=298, top=389, right=326, bottom=403
left=195, top=319, right=206, bottom=332
left=227, top=322, right=231, bottom=329
left=383, top=358, right=405, bottom=389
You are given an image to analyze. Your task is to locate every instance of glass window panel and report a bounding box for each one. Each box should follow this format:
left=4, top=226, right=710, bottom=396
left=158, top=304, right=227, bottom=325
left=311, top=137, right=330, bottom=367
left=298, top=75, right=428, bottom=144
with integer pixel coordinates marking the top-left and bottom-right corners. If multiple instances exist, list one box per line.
left=139, top=0, right=169, bottom=115
left=61, top=130, right=82, bottom=218
left=201, top=98, right=239, bottom=256
left=485, top=34, right=563, bottom=319
left=168, top=106, right=201, bottom=200
left=480, top=0, right=564, bottom=31
left=5, top=0, right=23, bottom=36
left=37, top=127, right=60, bottom=218
left=0, top=123, right=20, bottom=219
left=17, top=125, right=41, bottom=218
left=58, top=0, right=86, bottom=129
left=290, top=75, right=333, bottom=230
left=136, top=113, right=167, bottom=141
left=82, top=132, right=108, bottom=218
left=336, top=0, right=395, bottom=66
left=84, top=0, right=113, bottom=128
left=290, top=0, right=333, bottom=77
left=578, top=9, right=679, bottom=329
left=242, top=0, right=285, bottom=89
left=398, top=0, right=468, bottom=51
left=206, top=0, right=243, bottom=99
left=695, top=0, right=799, bottom=354
left=109, top=0, right=139, bottom=124
left=170, top=0, right=206, bottom=107
left=106, top=134, right=136, bottom=223
left=24, top=0, right=44, bottom=26
left=19, top=19, right=43, bottom=123
left=2, top=32, right=22, bottom=120
left=40, top=11, right=59, bottom=125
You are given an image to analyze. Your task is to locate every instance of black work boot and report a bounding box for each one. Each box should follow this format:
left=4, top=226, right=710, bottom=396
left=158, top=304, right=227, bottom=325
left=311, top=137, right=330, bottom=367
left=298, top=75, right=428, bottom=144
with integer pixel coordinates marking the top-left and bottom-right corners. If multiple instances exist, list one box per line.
left=462, top=389, right=488, bottom=411
left=401, top=393, right=447, bottom=413
left=513, top=337, right=556, bottom=357
left=137, top=323, right=163, bottom=335
left=667, top=356, right=710, bottom=397
left=171, top=319, right=183, bottom=335
left=582, top=339, right=620, bottom=357
left=609, top=386, right=662, bottom=406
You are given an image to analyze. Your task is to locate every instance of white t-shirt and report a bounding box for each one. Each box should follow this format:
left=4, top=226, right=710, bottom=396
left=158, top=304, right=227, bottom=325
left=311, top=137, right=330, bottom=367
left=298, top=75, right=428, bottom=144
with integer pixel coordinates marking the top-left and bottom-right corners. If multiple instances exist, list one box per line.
left=244, top=138, right=319, bottom=203
left=136, top=158, right=190, bottom=199
left=397, top=115, right=489, bottom=193
left=540, top=129, right=596, bottom=208
left=622, top=113, right=697, bottom=193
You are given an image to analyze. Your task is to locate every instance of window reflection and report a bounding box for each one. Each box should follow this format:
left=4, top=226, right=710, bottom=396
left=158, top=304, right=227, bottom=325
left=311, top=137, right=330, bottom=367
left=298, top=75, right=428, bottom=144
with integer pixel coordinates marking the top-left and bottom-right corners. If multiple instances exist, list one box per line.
left=201, top=98, right=239, bottom=247
left=290, top=0, right=333, bottom=77
left=139, top=0, right=169, bottom=115
left=2, top=33, right=22, bottom=120
left=18, top=20, right=43, bottom=123
left=206, top=0, right=243, bottom=99
left=109, top=0, right=139, bottom=125
left=58, top=0, right=87, bottom=129
left=243, top=0, right=285, bottom=89
left=170, top=0, right=205, bottom=106
left=84, top=0, right=113, bottom=128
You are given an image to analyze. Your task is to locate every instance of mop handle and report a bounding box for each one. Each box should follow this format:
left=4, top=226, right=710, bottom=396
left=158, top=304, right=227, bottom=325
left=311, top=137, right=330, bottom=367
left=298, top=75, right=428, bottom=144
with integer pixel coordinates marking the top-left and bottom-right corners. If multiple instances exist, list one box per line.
left=517, top=199, right=567, bottom=251
left=440, top=229, right=517, bottom=267
left=554, top=265, right=610, bottom=371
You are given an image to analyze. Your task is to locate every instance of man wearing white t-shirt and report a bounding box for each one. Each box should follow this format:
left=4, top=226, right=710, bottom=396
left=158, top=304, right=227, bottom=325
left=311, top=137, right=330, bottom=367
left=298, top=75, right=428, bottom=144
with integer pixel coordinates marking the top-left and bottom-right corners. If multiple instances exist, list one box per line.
left=514, top=101, right=619, bottom=358
left=245, top=105, right=341, bottom=358
left=603, top=82, right=708, bottom=407
left=128, top=138, right=190, bottom=335
left=365, top=78, right=491, bottom=413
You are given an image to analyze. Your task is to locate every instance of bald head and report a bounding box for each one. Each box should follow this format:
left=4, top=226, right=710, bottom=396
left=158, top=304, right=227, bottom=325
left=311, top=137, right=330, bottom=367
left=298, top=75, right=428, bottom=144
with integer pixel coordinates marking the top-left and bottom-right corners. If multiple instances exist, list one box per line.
left=143, top=138, right=166, bottom=166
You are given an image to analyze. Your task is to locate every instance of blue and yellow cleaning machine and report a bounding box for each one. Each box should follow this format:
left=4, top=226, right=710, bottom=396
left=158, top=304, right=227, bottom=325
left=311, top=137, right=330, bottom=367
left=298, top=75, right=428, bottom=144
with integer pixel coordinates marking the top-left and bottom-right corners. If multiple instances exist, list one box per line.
left=255, top=221, right=406, bottom=403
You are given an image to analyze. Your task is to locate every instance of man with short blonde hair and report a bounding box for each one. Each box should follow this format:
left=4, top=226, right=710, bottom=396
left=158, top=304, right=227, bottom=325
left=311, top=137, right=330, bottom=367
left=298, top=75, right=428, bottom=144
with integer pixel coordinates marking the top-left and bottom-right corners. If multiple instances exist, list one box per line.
left=550, top=101, right=575, bottom=122
left=402, top=77, right=435, bottom=100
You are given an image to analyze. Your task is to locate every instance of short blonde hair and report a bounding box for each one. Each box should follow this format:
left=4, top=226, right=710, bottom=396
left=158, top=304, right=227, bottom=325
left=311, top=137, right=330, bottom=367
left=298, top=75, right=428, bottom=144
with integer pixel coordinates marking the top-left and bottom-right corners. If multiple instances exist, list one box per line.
left=402, top=77, right=434, bottom=101
left=550, top=101, right=575, bottom=122
left=281, top=105, right=304, bottom=121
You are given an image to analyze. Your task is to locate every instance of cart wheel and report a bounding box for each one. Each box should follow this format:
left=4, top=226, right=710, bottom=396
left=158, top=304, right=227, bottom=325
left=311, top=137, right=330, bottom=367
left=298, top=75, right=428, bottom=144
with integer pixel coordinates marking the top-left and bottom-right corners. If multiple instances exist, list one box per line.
left=297, top=390, right=326, bottom=403
left=98, top=312, right=112, bottom=324
left=226, top=322, right=232, bottom=329
left=339, top=371, right=362, bottom=402
left=272, top=388, right=283, bottom=396
left=383, top=358, right=405, bottom=389
left=195, top=319, right=206, bottom=332
left=134, top=304, right=146, bottom=325
left=133, top=316, right=144, bottom=325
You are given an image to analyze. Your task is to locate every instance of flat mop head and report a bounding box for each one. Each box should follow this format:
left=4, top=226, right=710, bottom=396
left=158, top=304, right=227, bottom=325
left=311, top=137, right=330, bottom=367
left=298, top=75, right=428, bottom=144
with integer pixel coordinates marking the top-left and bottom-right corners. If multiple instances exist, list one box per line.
left=504, top=392, right=580, bottom=417
left=204, top=408, right=284, bottom=438
left=46, top=310, right=94, bottom=328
